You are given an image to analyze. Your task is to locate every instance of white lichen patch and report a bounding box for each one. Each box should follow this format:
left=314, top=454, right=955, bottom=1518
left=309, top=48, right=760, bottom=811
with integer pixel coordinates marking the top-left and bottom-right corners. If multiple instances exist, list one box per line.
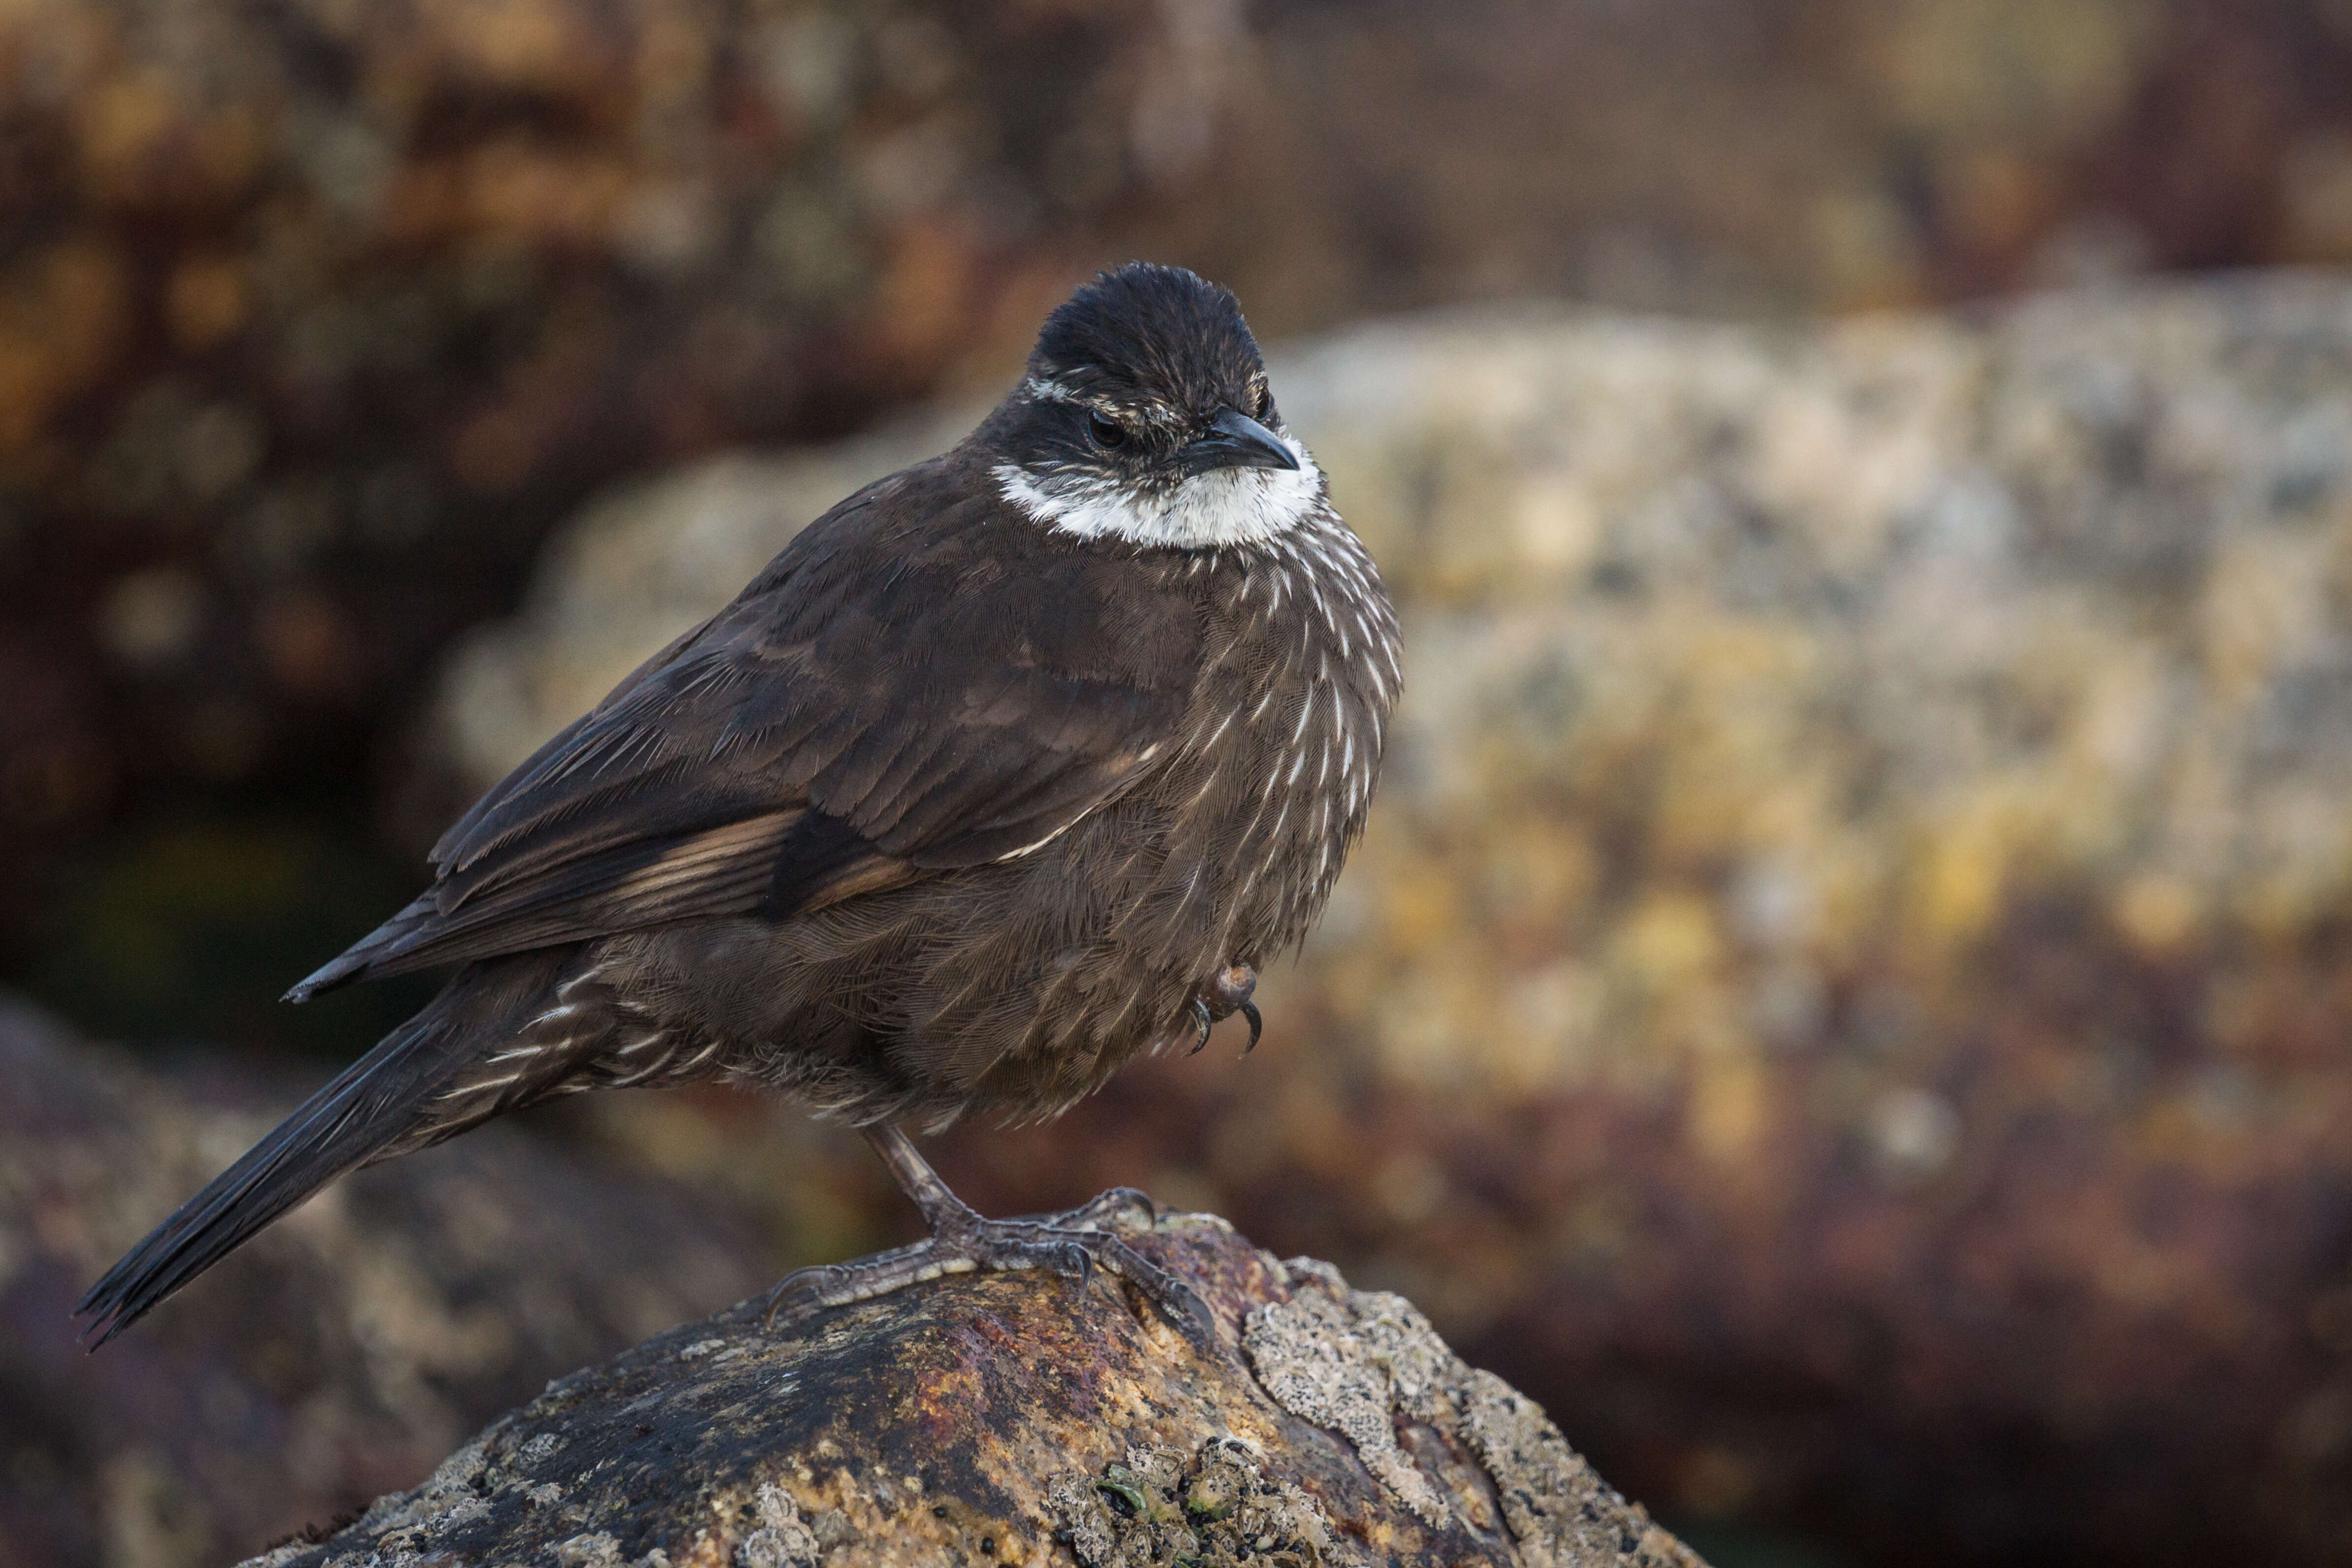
left=1243, top=1261, right=1702, bottom=1568
left=555, top=1530, right=625, bottom=1567
left=1456, top=1371, right=1694, bottom=1568
left=335, top=1437, right=497, bottom=1553
left=1242, top=1286, right=1448, bottom=1523
left=1343, top=1290, right=1459, bottom=1417
left=518, top=1432, right=568, bottom=1467
left=1048, top=1440, right=1350, bottom=1568
left=239, top=1446, right=497, bottom=1567
left=232, top=1424, right=681, bottom=1568
left=735, top=1481, right=821, bottom=1568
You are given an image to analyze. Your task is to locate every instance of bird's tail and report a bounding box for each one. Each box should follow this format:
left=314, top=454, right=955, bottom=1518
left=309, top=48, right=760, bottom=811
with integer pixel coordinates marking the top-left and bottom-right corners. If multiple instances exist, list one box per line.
left=73, top=956, right=558, bottom=1349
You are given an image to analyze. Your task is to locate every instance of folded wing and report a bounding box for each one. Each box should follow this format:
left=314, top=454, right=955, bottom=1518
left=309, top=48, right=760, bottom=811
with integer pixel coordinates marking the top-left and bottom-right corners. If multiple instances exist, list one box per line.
left=292, top=465, right=1202, bottom=999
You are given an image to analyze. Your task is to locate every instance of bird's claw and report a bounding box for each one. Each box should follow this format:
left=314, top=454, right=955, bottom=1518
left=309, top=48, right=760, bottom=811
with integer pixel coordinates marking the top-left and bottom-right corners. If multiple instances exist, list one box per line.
left=1187, top=964, right=1263, bottom=1056
left=760, top=1261, right=850, bottom=1327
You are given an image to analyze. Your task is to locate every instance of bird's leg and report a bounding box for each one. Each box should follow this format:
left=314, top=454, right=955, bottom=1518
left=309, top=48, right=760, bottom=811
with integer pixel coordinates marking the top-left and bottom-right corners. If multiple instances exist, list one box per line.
left=1191, top=964, right=1263, bottom=1054
left=859, top=1120, right=980, bottom=1232
left=863, top=1122, right=1155, bottom=1234
left=761, top=1126, right=1205, bottom=1337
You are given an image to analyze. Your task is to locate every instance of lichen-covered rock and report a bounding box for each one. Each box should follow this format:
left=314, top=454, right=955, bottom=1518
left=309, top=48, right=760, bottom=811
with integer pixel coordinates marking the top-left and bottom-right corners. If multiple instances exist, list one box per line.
left=239, top=1213, right=1701, bottom=1568
left=423, top=275, right=2352, bottom=1566
left=1238, top=1271, right=1689, bottom=1568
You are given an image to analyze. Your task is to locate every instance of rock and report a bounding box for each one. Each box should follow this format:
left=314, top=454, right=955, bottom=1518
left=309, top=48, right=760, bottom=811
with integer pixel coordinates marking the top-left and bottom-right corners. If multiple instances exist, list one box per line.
left=422, top=274, right=2352, bottom=1566
left=0, top=994, right=787, bottom=1568
left=238, top=1213, right=1702, bottom=1568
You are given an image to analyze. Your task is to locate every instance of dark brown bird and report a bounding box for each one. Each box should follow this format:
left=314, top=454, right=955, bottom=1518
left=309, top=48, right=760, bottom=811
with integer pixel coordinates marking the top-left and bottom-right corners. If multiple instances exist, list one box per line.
left=75, top=262, right=1401, bottom=1346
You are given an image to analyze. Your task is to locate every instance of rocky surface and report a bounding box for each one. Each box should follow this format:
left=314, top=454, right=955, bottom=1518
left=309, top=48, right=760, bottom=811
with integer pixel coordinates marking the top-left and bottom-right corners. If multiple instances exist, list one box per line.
left=0, top=996, right=788, bottom=1568
left=426, top=274, right=2352, bottom=1566
left=240, top=1212, right=1700, bottom=1568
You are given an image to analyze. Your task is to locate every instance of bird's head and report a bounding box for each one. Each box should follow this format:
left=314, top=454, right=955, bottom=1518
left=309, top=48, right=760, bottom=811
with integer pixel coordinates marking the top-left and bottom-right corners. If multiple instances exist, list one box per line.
left=984, top=262, right=1323, bottom=550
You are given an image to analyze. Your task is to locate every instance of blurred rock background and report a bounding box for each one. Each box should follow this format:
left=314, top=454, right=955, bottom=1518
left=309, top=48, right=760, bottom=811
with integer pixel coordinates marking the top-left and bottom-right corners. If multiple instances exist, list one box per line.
left=0, top=996, right=796, bottom=1567
left=9, top=2, right=2352, bottom=1567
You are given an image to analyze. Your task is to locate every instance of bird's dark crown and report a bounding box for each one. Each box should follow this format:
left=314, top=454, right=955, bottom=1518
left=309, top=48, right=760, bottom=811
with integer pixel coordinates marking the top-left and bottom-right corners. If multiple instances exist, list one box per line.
left=1024, top=262, right=1269, bottom=426
left=977, top=263, right=1311, bottom=548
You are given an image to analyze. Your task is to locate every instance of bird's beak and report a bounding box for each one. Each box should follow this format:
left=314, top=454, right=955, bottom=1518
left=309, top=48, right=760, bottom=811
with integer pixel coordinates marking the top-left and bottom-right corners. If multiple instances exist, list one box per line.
left=1178, top=407, right=1302, bottom=476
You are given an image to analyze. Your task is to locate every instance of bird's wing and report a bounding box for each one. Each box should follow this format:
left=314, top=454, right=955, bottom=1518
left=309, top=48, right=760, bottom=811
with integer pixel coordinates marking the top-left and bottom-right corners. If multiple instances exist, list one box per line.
left=291, top=463, right=1204, bottom=998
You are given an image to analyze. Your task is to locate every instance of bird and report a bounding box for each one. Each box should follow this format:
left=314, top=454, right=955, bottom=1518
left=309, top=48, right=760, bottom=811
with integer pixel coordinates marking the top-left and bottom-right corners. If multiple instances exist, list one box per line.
left=74, top=261, right=1402, bottom=1348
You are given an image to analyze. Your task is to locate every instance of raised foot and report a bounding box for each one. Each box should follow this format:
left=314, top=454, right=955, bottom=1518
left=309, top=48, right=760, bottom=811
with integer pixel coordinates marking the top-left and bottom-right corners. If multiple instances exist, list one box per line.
left=1186, top=964, right=1262, bottom=1056
left=760, top=1192, right=1210, bottom=1342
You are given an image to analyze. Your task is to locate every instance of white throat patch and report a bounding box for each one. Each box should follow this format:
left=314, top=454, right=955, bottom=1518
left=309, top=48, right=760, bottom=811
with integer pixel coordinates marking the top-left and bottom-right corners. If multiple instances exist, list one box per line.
left=993, top=436, right=1324, bottom=549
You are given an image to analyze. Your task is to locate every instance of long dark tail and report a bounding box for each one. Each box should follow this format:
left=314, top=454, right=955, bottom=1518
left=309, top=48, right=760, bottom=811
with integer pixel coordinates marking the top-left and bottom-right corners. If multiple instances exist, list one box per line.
left=74, top=957, right=560, bottom=1348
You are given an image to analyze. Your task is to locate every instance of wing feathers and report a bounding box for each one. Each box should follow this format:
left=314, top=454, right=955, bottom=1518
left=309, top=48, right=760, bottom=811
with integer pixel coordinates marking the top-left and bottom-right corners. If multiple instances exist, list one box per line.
left=300, top=462, right=1203, bottom=994
left=299, top=809, right=802, bottom=993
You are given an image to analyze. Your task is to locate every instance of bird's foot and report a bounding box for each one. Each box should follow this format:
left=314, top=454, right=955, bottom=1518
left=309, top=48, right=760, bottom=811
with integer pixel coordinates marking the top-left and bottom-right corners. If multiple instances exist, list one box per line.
left=1057, top=1184, right=1160, bottom=1232
left=760, top=1192, right=1207, bottom=1340
left=1186, top=963, right=1262, bottom=1055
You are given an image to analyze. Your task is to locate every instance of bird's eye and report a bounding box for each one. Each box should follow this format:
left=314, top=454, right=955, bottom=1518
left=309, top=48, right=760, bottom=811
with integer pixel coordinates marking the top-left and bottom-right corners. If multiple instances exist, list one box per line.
left=1253, top=384, right=1275, bottom=420
left=1087, top=411, right=1128, bottom=449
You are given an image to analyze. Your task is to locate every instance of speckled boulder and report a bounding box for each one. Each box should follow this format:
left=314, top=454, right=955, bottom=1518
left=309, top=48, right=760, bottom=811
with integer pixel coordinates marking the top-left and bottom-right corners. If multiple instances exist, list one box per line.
left=422, top=275, right=2352, bottom=1566
left=0, top=996, right=785, bottom=1568
left=239, top=1214, right=1701, bottom=1568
